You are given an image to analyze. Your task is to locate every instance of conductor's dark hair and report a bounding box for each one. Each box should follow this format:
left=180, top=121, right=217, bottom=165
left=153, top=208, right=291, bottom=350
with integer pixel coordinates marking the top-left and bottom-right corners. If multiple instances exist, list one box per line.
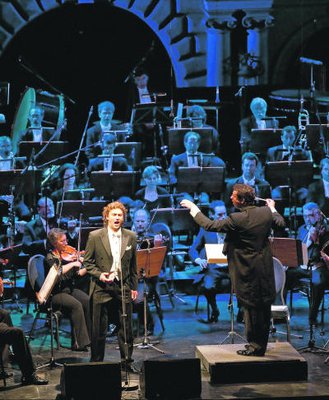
left=233, top=183, right=255, bottom=206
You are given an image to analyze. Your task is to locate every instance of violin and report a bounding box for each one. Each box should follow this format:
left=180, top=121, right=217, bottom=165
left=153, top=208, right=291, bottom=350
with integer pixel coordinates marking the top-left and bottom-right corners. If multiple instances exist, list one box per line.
left=54, top=245, right=85, bottom=263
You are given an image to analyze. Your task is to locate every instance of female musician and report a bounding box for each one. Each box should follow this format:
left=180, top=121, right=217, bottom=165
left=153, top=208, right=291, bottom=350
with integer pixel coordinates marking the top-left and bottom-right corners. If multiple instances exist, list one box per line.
left=50, top=163, right=88, bottom=206
left=45, top=228, right=91, bottom=351
left=135, top=165, right=171, bottom=211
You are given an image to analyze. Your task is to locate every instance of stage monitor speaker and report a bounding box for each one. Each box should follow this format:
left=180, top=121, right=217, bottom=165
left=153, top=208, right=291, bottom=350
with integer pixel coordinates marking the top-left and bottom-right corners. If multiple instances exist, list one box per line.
left=140, top=357, right=201, bottom=399
left=60, top=361, right=121, bottom=400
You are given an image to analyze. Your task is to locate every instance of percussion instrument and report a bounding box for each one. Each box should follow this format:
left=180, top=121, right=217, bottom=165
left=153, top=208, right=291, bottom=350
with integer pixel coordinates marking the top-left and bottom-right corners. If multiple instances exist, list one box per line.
left=11, top=87, right=65, bottom=154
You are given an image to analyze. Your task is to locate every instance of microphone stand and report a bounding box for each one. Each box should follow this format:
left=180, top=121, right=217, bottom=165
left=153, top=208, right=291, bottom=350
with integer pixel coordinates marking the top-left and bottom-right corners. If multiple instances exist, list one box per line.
left=18, top=55, right=76, bottom=105
left=123, top=40, right=155, bottom=84
left=118, top=269, right=138, bottom=392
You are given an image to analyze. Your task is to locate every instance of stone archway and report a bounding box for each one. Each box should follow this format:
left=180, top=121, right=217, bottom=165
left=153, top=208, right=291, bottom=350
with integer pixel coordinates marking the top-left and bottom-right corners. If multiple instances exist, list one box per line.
left=0, top=0, right=209, bottom=87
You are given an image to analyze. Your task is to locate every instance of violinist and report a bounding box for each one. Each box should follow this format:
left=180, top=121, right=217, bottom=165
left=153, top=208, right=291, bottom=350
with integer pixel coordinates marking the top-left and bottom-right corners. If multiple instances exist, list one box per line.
left=291, top=202, right=329, bottom=326
left=45, top=228, right=91, bottom=351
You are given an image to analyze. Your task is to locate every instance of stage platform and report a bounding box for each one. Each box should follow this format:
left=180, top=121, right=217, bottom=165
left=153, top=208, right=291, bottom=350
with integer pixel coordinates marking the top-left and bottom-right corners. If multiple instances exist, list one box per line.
left=196, top=342, right=308, bottom=384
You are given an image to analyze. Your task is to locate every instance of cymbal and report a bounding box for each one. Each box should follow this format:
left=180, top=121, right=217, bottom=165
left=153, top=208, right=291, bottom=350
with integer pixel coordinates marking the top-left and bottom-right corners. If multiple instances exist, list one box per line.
left=112, top=119, right=122, bottom=125
left=270, top=88, right=329, bottom=101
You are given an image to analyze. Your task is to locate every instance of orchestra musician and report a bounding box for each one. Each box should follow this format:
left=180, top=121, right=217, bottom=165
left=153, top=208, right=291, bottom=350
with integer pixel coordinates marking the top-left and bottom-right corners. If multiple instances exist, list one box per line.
left=87, top=133, right=130, bottom=173
left=295, top=202, right=329, bottom=326
left=189, top=201, right=231, bottom=324
left=135, top=165, right=171, bottom=211
left=22, top=197, right=57, bottom=256
left=0, top=279, right=48, bottom=385
left=239, top=97, right=279, bottom=154
left=132, top=208, right=166, bottom=335
left=186, top=104, right=220, bottom=154
left=83, top=201, right=138, bottom=370
left=225, top=152, right=271, bottom=211
left=45, top=228, right=91, bottom=351
left=306, top=158, right=329, bottom=216
left=85, top=101, right=127, bottom=161
left=20, top=105, right=61, bottom=142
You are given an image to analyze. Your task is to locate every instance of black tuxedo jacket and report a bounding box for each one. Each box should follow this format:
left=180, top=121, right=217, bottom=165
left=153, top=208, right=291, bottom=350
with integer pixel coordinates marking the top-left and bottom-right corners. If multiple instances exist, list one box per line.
left=194, top=206, right=285, bottom=307
left=84, top=227, right=138, bottom=302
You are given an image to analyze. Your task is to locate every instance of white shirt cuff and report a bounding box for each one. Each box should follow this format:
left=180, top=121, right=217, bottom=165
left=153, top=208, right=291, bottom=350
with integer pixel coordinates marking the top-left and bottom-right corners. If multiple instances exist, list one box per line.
left=190, top=204, right=201, bottom=218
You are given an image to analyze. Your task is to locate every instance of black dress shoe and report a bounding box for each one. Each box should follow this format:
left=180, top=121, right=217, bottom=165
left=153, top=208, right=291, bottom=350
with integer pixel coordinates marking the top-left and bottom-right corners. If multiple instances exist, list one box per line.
left=237, top=348, right=265, bottom=357
left=0, top=371, right=13, bottom=379
left=208, top=309, right=220, bottom=323
left=21, top=373, right=48, bottom=385
left=71, top=345, right=89, bottom=352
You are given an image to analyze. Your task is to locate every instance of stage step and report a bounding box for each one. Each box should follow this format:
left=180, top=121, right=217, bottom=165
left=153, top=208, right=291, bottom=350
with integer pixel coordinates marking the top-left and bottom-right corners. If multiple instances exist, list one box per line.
left=196, top=342, right=308, bottom=384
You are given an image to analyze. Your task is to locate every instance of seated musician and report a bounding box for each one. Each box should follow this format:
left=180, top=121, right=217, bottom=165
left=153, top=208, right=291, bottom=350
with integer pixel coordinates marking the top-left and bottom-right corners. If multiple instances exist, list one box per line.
left=169, top=131, right=225, bottom=186
left=45, top=228, right=91, bottom=351
left=85, top=101, right=127, bottom=161
left=20, top=105, right=61, bottom=142
left=189, top=201, right=239, bottom=323
left=131, top=208, right=158, bottom=335
left=87, top=133, right=130, bottom=172
left=0, top=136, right=29, bottom=221
left=225, top=152, right=271, bottom=211
left=22, top=197, right=57, bottom=257
left=239, top=97, right=279, bottom=154
left=135, top=165, right=171, bottom=212
left=186, top=105, right=219, bottom=154
left=288, top=202, right=329, bottom=326
left=306, top=158, right=329, bottom=216
left=0, top=301, right=48, bottom=384
left=267, top=125, right=311, bottom=162
left=266, top=125, right=311, bottom=203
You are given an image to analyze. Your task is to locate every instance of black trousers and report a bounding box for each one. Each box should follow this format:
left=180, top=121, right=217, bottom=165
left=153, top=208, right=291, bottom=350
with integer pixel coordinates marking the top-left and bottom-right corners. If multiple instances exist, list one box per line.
left=52, top=288, right=91, bottom=348
left=243, top=303, right=272, bottom=354
left=0, top=309, right=35, bottom=377
left=90, top=284, right=133, bottom=363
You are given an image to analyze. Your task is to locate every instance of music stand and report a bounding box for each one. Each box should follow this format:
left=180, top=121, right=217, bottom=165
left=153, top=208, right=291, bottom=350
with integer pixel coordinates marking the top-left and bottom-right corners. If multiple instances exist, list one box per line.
left=176, top=167, right=225, bottom=194
left=249, top=129, right=282, bottom=155
left=0, top=169, right=42, bottom=195
left=167, top=127, right=213, bottom=155
left=90, top=171, right=140, bottom=199
left=115, top=142, right=142, bottom=171
left=131, top=103, right=171, bottom=126
left=265, top=160, right=313, bottom=235
left=150, top=208, right=197, bottom=235
left=135, top=246, right=166, bottom=353
left=270, top=238, right=308, bottom=268
left=305, top=124, right=329, bottom=151
left=18, top=141, right=69, bottom=164
left=56, top=200, right=107, bottom=219
left=0, top=244, right=23, bottom=312
left=269, top=237, right=324, bottom=345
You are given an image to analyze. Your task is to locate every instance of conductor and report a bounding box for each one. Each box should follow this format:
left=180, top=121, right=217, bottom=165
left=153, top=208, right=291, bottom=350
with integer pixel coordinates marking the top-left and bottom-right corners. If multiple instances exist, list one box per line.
left=181, top=184, right=285, bottom=356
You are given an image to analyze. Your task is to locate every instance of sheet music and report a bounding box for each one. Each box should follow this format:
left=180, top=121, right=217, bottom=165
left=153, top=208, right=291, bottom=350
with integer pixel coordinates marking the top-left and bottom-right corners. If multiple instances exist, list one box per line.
left=205, top=243, right=227, bottom=264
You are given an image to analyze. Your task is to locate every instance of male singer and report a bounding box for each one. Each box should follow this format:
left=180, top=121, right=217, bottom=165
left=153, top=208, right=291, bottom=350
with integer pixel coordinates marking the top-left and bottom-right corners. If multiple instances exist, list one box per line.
left=181, top=184, right=285, bottom=356
left=84, top=201, right=138, bottom=370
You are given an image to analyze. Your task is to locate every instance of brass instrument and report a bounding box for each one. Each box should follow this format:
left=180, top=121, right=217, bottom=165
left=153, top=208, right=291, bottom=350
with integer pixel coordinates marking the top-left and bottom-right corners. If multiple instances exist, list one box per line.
left=298, top=95, right=310, bottom=130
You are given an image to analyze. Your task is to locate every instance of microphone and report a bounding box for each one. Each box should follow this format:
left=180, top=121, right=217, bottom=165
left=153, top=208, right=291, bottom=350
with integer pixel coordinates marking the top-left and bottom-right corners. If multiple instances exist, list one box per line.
left=300, top=57, right=323, bottom=66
